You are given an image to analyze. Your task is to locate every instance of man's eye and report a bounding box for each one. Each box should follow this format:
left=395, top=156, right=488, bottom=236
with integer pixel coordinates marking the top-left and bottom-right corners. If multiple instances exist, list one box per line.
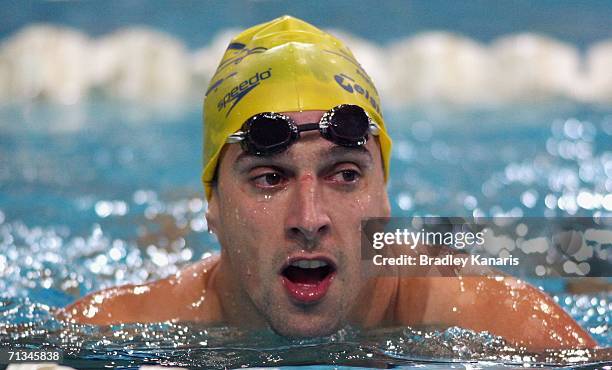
left=252, top=172, right=286, bottom=188
left=329, top=169, right=360, bottom=183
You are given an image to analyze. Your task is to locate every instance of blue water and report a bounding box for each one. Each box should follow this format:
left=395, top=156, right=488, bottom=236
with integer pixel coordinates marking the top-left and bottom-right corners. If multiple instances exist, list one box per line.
left=3, top=1, right=612, bottom=48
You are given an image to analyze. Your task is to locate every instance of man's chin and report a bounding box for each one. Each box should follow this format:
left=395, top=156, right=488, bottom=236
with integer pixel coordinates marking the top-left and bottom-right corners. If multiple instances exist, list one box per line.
left=268, top=313, right=343, bottom=338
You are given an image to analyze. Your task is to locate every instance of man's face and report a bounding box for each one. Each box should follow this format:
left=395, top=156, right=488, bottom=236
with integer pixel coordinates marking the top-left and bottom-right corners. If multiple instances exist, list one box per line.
left=207, top=110, right=391, bottom=337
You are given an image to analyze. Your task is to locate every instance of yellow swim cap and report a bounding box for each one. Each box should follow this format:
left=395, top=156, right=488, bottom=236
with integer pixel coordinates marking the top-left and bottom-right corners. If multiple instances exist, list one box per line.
left=202, top=15, right=392, bottom=199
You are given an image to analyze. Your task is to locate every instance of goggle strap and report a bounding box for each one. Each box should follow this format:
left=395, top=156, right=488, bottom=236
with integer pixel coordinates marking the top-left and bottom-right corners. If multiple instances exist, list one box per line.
left=369, top=122, right=381, bottom=136
left=296, top=122, right=321, bottom=132
left=227, top=131, right=245, bottom=143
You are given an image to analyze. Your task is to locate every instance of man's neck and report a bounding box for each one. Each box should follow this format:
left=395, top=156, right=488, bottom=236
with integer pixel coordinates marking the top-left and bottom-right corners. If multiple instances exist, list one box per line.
left=348, top=276, right=400, bottom=328
left=210, top=253, right=269, bottom=329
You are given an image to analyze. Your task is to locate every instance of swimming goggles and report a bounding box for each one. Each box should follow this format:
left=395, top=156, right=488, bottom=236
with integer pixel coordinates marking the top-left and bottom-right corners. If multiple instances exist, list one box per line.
left=226, top=104, right=381, bottom=156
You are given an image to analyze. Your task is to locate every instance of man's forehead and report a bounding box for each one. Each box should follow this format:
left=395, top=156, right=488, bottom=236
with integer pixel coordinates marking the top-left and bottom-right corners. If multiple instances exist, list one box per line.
left=280, top=110, right=325, bottom=123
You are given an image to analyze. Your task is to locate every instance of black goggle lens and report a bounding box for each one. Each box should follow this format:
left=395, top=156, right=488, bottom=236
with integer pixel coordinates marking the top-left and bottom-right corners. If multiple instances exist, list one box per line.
left=245, top=114, right=294, bottom=154
left=327, top=105, right=370, bottom=143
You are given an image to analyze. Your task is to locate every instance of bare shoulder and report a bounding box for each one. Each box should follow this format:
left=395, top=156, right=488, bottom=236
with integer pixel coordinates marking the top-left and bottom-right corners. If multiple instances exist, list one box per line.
left=394, top=276, right=596, bottom=350
left=59, top=254, right=222, bottom=325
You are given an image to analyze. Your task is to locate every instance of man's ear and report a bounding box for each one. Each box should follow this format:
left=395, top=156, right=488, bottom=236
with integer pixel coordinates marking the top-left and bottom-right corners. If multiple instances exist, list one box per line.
left=206, top=188, right=220, bottom=235
left=382, top=192, right=391, bottom=218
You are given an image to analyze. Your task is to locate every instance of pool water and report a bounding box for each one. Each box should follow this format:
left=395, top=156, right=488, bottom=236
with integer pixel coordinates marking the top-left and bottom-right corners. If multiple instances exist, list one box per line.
left=0, top=100, right=610, bottom=368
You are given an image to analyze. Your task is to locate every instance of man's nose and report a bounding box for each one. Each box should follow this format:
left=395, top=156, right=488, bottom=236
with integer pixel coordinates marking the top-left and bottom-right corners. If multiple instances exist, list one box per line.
left=285, top=175, right=331, bottom=247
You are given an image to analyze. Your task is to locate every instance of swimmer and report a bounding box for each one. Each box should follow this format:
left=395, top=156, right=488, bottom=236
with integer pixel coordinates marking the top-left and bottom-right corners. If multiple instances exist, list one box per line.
left=60, top=16, right=596, bottom=351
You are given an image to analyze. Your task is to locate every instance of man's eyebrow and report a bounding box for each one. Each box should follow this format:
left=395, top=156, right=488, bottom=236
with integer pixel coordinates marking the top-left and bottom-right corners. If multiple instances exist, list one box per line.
left=233, top=151, right=291, bottom=171
left=324, top=145, right=373, bottom=163
left=232, top=144, right=374, bottom=171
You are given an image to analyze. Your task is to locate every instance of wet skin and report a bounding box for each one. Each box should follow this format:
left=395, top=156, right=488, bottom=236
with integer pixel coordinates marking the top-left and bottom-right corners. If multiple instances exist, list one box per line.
left=60, top=111, right=597, bottom=351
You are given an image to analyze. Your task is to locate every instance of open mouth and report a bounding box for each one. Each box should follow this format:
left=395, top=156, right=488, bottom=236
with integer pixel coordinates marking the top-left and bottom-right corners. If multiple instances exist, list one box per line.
left=281, top=258, right=337, bottom=304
